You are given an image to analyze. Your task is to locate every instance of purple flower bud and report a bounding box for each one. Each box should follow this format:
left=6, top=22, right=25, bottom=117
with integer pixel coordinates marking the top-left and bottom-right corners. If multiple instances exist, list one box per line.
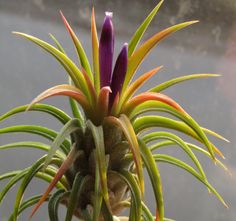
left=99, top=12, right=114, bottom=88
left=109, top=43, right=128, bottom=107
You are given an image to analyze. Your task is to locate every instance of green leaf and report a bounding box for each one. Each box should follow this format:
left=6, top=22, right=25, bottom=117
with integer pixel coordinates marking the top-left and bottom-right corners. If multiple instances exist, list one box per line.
left=0, top=103, right=71, bottom=125
left=48, top=189, right=68, bottom=221
left=154, top=154, right=228, bottom=208
left=139, top=139, right=164, bottom=221
left=65, top=173, right=83, bottom=221
left=60, top=11, right=93, bottom=81
left=87, top=120, right=109, bottom=207
left=106, top=115, right=144, bottom=195
left=0, top=125, right=70, bottom=154
left=68, top=77, right=85, bottom=123
left=8, top=194, right=51, bottom=221
left=150, top=74, right=220, bottom=93
left=149, top=141, right=229, bottom=172
left=12, top=156, right=59, bottom=221
left=43, top=118, right=82, bottom=170
left=0, top=141, right=65, bottom=159
left=142, top=131, right=208, bottom=181
left=31, top=144, right=79, bottom=217
left=122, top=20, right=198, bottom=94
left=91, top=7, right=100, bottom=94
left=128, top=0, right=164, bottom=56
left=110, top=170, right=142, bottom=221
left=0, top=171, right=20, bottom=182
left=93, top=150, right=103, bottom=221
left=13, top=32, right=90, bottom=98
left=133, top=115, right=216, bottom=159
left=49, top=33, right=66, bottom=54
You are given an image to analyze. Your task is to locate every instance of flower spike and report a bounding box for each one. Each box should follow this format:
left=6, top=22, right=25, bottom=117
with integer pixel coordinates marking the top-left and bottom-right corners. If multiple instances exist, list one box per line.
left=110, top=43, right=128, bottom=108
left=99, top=12, right=114, bottom=88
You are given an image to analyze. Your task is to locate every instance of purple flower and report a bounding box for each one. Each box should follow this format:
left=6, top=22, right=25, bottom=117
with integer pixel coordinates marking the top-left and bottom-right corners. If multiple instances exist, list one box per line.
left=99, top=12, right=114, bottom=88
left=109, top=43, right=128, bottom=107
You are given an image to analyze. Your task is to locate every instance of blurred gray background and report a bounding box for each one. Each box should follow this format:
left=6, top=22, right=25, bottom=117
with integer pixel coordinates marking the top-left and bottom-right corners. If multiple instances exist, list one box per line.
left=0, top=0, right=236, bottom=220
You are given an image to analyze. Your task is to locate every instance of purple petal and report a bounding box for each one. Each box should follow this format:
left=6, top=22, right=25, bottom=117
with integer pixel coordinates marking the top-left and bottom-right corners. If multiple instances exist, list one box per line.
left=109, top=43, right=128, bottom=107
left=99, top=12, right=114, bottom=88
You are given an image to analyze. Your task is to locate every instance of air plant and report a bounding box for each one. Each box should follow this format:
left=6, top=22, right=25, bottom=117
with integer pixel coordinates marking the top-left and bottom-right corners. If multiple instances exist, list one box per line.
left=0, top=1, right=229, bottom=221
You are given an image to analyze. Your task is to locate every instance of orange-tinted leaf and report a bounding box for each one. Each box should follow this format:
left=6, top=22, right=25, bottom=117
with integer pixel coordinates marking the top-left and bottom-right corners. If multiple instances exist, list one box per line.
left=119, top=66, right=162, bottom=110
left=122, top=21, right=198, bottom=92
left=27, top=84, right=91, bottom=115
left=122, top=92, right=186, bottom=116
left=91, top=7, right=100, bottom=93
left=30, top=145, right=78, bottom=218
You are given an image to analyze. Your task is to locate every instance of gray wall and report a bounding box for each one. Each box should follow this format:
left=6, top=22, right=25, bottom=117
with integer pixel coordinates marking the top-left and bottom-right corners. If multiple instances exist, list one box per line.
left=0, top=0, right=236, bottom=220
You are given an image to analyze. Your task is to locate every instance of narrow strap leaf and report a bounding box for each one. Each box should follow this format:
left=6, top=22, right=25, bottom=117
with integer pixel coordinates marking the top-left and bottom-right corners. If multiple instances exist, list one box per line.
left=8, top=194, right=51, bottom=221
left=122, top=20, right=198, bottom=93
left=149, top=74, right=220, bottom=93
left=122, top=92, right=186, bottom=116
left=0, top=171, right=21, bottom=181
left=27, top=84, right=92, bottom=117
left=109, top=170, right=142, bottom=221
left=68, top=77, right=85, bottom=123
left=154, top=154, right=228, bottom=208
left=12, top=156, right=59, bottom=221
left=142, top=131, right=208, bottom=183
left=93, top=150, right=103, bottom=221
left=149, top=141, right=229, bottom=172
left=0, top=103, right=71, bottom=125
left=13, top=32, right=90, bottom=97
left=30, top=144, right=79, bottom=218
left=139, top=139, right=164, bottom=221
left=43, top=118, right=82, bottom=170
left=49, top=33, right=66, bottom=54
left=133, top=115, right=216, bottom=159
left=65, top=172, right=83, bottom=221
left=119, top=66, right=162, bottom=111
left=91, top=7, right=100, bottom=94
left=105, top=115, right=144, bottom=195
left=0, top=141, right=65, bottom=159
left=60, top=11, right=93, bottom=81
left=0, top=125, right=70, bottom=154
left=87, top=120, right=110, bottom=208
left=48, top=189, right=68, bottom=221
left=128, top=0, right=164, bottom=56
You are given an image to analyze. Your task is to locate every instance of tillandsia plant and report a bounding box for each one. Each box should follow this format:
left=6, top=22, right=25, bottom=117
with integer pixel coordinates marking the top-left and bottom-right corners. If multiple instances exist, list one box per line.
left=0, top=1, right=230, bottom=221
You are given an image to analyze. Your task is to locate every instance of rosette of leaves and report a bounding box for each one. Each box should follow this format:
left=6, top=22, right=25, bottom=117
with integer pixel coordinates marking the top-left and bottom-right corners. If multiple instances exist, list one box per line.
left=0, top=1, right=229, bottom=221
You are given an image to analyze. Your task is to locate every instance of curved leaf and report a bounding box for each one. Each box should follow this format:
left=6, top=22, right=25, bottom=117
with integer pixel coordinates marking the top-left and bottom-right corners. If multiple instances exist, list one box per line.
left=128, top=0, right=164, bottom=56
left=149, top=140, right=228, bottom=172
left=122, top=92, right=186, bottom=116
left=142, top=131, right=208, bottom=182
left=13, top=32, right=90, bottom=97
left=65, top=173, right=83, bottom=221
left=0, top=103, right=71, bottom=125
left=0, top=141, right=65, bottom=159
left=110, top=170, right=142, bottom=221
left=154, top=154, right=227, bottom=207
left=43, top=118, right=82, bottom=170
left=105, top=115, right=144, bottom=195
left=60, top=11, right=93, bottom=81
left=87, top=120, right=109, bottom=207
left=150, top=73, right=220, bottom=93
left=133, top=115, right=216, bottom=159
left=119, top=66, right=162, bottom=110
left=139, top=139, right=164, bottom=221
left=30, top=144, right=79, bottom=217
left=48, top=189, right=68, bottom=221
left=122, top=20, right=198, bottom=93
left=0, top=125, right=70, bottom=154
left=27, top=84, right=92, bottom=117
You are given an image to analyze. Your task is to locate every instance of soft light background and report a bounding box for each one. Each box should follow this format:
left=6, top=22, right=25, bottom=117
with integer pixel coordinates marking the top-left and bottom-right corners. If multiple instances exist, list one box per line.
left=0, top=0, right=235, bottom=220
